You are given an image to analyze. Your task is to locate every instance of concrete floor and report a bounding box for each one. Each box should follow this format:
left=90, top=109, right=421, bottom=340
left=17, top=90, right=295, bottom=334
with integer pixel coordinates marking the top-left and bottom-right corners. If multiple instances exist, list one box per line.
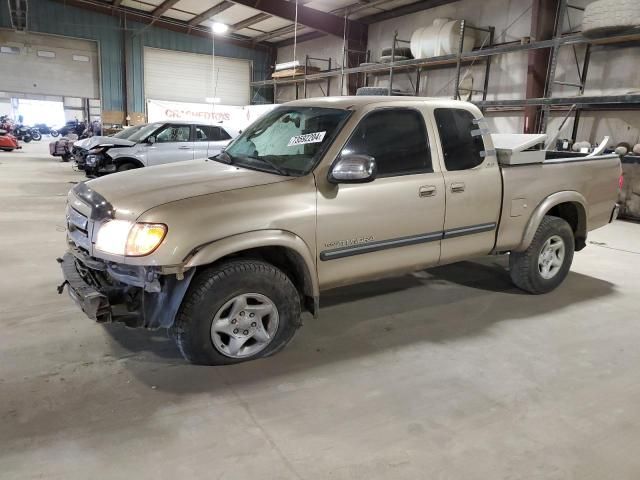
left=1, top=142, right=640, bottom=479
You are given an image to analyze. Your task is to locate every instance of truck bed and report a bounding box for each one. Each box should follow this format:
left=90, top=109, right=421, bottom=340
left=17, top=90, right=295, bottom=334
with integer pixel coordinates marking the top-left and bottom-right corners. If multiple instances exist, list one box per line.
left=495, top=152, right=621, bottom=252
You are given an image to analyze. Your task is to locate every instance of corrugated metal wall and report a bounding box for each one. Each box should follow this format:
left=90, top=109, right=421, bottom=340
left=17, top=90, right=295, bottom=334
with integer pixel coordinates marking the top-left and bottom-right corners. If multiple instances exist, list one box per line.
left=0, top=0, right=271, bottom=112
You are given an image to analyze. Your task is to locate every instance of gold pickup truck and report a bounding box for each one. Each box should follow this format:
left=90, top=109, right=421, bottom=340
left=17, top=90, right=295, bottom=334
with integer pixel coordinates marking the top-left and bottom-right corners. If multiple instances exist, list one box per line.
left=58, top=96, right=621, bottom=365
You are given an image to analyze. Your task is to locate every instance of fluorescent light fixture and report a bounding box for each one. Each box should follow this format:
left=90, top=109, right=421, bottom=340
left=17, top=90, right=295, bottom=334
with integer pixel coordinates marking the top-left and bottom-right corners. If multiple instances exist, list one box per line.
left=37, top=50, right=56, bottom=58
left=205, top=97, right=221, bottom=103
left=275, top=60, right=300, bottom=71
left=211, top=22, right=228, bottom=34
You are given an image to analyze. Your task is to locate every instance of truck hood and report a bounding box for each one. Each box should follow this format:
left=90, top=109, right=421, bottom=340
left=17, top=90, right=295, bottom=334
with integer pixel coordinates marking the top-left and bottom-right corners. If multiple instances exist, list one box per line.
left=74, top=136, right=136, bottom=150
left=84, top=159, right=291, bottom=220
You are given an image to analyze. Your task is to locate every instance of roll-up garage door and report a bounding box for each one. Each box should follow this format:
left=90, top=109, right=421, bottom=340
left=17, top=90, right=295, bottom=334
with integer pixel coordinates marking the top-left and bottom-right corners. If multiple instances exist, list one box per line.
left=143, top=47, right=250, bottom=105
left=0, top=29, right=99, bottom=99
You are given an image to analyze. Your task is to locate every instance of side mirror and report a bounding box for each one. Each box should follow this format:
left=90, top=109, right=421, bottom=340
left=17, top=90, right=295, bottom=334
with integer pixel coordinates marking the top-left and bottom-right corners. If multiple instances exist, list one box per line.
left=147, top=136, right=156, bottom=144
left=328, top=154, right=377, bottom=184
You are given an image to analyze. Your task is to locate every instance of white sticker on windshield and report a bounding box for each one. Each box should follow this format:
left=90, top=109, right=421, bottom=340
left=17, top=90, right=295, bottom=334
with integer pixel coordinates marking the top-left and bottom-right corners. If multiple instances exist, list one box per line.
left=288, top=131, right=326, bottom=147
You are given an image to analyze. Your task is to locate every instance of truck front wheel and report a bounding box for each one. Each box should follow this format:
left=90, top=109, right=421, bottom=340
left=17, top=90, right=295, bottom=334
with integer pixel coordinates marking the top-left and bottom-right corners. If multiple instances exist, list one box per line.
left=173, top=259, right=302, bottom=365
left=509, top=215, right=575, bottom=294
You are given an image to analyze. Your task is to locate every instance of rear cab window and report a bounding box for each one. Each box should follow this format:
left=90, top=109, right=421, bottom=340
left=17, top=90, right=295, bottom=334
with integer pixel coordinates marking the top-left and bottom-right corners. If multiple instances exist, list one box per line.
left=434, top=108, right=485, bottom=171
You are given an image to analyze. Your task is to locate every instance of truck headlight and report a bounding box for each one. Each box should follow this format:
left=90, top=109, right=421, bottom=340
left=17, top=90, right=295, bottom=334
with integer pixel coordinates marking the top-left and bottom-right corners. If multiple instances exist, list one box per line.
left=95, top=221, right=167, bottom=256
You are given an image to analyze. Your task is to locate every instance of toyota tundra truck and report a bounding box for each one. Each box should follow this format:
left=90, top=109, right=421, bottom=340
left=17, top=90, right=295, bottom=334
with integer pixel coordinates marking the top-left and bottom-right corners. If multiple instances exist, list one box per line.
left=58, top=97, right=621, bottom=365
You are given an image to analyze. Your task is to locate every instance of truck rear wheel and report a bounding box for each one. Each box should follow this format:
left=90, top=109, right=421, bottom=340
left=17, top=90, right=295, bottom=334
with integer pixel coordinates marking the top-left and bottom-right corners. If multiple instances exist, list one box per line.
left=509, top=215, right=574, bottom=294
left=173, top=259, right=302, bottom=365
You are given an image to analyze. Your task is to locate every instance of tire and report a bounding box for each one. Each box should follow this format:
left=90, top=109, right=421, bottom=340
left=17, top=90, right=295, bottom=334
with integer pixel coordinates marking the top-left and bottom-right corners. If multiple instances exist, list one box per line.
left=173, top=259, right=302, bottom=365
left=381, top=46, right=413, bottom=58
left=379, top=55, right=411, bottom=63
left=1, top=148, right=14, bottom=152
left=582, top=0, right=640, bottom=38
left=509, top=215, right=575, bottom=294
left=50, top=129, right=59, bottom=137
left=116, top=162, right=137, bottom=172
left=356, top=87, right=390, bottom=96
left=31, top=131, right=42, bottom=141
left=23, top=136, right=32, bottom=143
left=61, top=153, right=72, bottom=162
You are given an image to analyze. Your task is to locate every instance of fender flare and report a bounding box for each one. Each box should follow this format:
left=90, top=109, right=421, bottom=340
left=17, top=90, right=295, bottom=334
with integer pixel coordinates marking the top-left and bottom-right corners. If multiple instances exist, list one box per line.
left=516, top=191, right=588, bottom=251
left=183, top=230, right=319, bottom=299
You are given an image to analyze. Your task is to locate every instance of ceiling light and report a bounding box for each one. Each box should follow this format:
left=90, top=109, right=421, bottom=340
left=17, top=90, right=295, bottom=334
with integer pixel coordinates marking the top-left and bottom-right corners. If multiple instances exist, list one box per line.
left=211, top=22, right=228, bottom=34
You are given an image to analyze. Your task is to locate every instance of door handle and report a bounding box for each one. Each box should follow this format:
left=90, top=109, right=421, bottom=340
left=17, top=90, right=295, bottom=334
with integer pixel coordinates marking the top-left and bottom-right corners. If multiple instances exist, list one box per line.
left=450, top=182, right=465, bottom=193
left=419, top=185, right=437, bottom=197
left=178, top=145, right=192, bottom=150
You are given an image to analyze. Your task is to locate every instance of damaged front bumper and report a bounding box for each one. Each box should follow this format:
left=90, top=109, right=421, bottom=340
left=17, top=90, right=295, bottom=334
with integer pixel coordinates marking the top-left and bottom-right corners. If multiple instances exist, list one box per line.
left=58, top=250, right=194, bottom=329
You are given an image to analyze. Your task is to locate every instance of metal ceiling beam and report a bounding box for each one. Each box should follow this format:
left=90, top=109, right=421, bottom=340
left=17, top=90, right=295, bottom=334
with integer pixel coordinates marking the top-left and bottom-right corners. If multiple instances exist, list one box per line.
left=273, top=0, right=455, bottom=46
left=274, top=31, right=325, bottom=47
left=359, top=0, right=461, bottom=23
left=188, top=1, right=234, bottom=26
left=152, top=0, right=181, bottom=18
left=227, top=0, right=367, bottom=39
left=112, top=0, right=122, bottom=7
left=231, top=12, right=271, bottom=31
left=51, top=0, right=272, bottom=51
left=230, top=0, right=316, bottom=33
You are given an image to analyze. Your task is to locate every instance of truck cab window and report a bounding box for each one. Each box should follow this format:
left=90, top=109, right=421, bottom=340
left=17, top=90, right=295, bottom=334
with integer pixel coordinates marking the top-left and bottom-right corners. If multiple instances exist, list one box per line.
left=434, top=108, right=485, bottom=171
left=342, top=109, right=432, bottom=177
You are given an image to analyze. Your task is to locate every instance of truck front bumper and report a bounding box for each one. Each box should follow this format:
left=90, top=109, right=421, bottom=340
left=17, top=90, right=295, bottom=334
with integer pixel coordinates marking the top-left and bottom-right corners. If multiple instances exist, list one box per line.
left=58, top=251, right=195, bottom=329
left=59, top=252, right=112, bottom=322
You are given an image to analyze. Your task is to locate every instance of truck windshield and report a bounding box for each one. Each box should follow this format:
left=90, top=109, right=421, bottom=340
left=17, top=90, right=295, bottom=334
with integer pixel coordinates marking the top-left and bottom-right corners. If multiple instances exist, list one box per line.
left=220, top=107, right=350, bottom=176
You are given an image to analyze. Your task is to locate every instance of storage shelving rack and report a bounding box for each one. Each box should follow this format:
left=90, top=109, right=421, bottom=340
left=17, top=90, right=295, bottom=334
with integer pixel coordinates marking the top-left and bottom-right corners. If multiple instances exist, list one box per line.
left=250, top=0, right=640, bottom=137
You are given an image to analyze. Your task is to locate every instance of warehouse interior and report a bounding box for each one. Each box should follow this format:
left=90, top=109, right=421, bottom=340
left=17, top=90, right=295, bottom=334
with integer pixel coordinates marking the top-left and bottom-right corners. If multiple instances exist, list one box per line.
left=1, top=0, right=640, bottom=478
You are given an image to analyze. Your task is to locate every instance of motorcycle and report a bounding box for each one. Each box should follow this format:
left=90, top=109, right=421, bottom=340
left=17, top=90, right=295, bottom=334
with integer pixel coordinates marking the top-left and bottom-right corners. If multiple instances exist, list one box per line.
left=29, top=127, right=42, bottom=141
left=58, top=120, right=87, bottom=138
left=12, top=124, right=34, bottom=143
left=34, top=123, right=59, bottom=137
left=0, top=129, right=20, bottom=152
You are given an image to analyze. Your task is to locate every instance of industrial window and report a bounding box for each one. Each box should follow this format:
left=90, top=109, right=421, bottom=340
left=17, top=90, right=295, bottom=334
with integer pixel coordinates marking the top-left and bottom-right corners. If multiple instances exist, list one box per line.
left=37, top=50, right=56, bottom=58
left=195, top=125, right=232, bottom=142
left=72, top=54, right=90, bottom=62
left=341, top=109, right=432, bottom=177
left=434, top=108, right=485, bottom=171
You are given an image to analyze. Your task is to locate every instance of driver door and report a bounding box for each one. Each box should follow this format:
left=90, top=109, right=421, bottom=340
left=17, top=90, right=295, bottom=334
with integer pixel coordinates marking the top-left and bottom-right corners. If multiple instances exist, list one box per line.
left=316, top=107, right=446, bottom=289
left=146, top=123, right=194, bottom=166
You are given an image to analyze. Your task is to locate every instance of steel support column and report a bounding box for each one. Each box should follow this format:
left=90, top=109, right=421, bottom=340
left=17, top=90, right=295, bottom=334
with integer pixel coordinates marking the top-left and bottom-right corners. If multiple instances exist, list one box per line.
left=523, top=0, right=557, bottom=133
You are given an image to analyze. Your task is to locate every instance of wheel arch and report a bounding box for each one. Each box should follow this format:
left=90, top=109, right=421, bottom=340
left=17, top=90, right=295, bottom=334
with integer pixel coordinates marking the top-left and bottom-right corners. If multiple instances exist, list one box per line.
left=184, top=230, right=319, bottom=317
left=111, top=156, right=144, bottom=169
left=517, top=191, right=588, bottom=252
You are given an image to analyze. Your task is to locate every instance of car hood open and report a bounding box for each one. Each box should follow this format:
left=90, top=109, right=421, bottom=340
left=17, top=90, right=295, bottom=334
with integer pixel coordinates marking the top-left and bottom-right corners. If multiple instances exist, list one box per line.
left=83, top=159, right=291, bottom=221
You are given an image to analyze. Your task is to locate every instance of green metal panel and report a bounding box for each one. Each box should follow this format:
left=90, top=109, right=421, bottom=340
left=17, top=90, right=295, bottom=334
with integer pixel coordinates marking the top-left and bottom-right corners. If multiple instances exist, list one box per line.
left=2, top=0, right=270, bottom=111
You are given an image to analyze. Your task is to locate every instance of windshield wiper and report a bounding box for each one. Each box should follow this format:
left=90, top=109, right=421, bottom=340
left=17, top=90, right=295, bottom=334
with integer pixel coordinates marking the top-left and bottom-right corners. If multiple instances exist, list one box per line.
left=247, top=156, right=289, bottom=176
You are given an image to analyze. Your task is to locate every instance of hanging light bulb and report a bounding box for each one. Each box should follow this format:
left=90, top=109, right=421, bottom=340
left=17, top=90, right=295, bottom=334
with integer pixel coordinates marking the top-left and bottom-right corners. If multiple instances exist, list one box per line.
left=211, top=22, right=228, bottom=34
